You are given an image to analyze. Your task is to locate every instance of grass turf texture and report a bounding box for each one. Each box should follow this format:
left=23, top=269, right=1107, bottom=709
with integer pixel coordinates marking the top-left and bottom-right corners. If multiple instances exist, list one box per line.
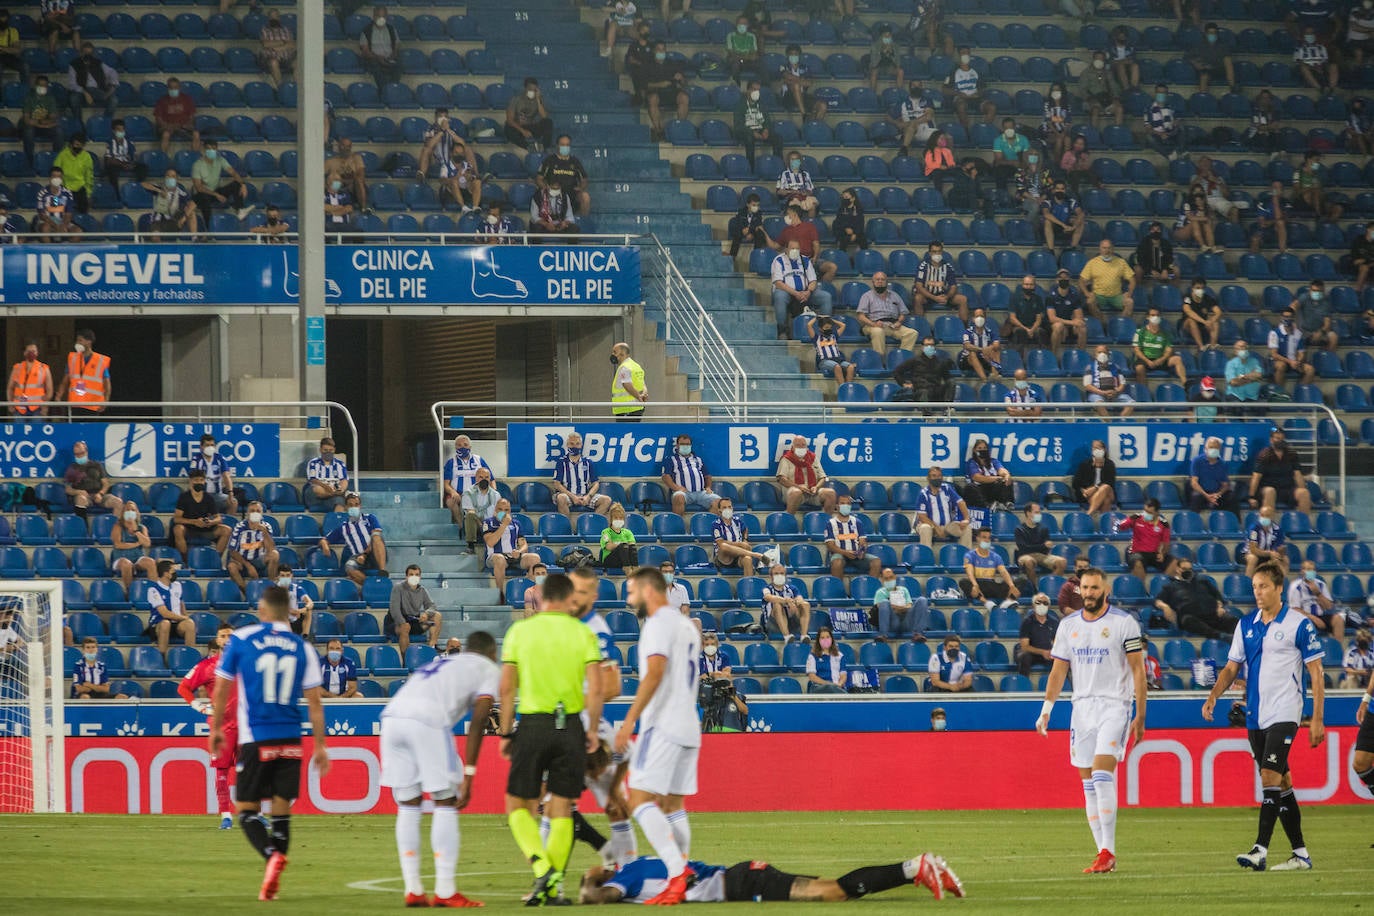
left=5, top=808, right=1369, bottom=913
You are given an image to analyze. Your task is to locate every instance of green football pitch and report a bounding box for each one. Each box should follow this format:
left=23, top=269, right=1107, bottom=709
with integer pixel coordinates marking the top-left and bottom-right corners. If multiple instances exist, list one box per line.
left=6, top=808, right=1370, bottom=914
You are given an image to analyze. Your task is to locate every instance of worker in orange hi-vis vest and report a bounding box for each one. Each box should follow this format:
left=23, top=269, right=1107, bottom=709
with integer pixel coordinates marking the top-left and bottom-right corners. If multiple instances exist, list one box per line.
left=55, top=328, right=111, bottom=414
left=7, top=340, right=54, bottom=416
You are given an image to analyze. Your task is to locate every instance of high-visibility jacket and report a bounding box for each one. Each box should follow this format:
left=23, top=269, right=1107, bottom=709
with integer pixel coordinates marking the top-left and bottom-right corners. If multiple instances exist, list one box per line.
left=67, top=350, right=110, bottom=408
left=611, top=357, right=646, bottom=415
left=8, top=360, right=52, bottom=414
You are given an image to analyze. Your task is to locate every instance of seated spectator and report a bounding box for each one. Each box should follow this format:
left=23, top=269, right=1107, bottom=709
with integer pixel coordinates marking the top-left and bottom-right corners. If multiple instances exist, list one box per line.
left=101, top=120, right=145, bottom=195
left=772, top=204, right=836, bottom=282
left=63, top=440, right=121, bottom=518
left=551, top=431, right=612, bottom=519
left=522, top=563, right=548, bottom=617
left=965, top=439, right=1013, bottom=510
left=1133, top=221, right=1177, bottom=287
left=1061, top=135, right=1102, bottom=198
left=623, top=22, right=655, bottom=104
left=146, top=559, right=196, bottom=655
left=65, top=42, right=116, bottom=122
left=808, top=314, right=856, bottom=384
left=805, top=626, right=846, bottom=693
left=443, top=434, right=491, bottom=524
left=33, top=166, right=80, bottom=240
left=912, top=240, right=969, bottom=321
left=865, top=25, right=903, bottom=91
left=1250, top=428, right=1314, bottom=519
left=1005, top=276, right=1047, bottom=357
left=857, top=272, right=916, bottom=354
left=599, top=505, right=638, bottom=569
left=642, top=41, right=691, bottom=142
left=1058, top=556, right=1091, bottom=616
left=277, top=566, right=314, bottom=636
left=53, top=134, right=93, bottom=214
left=712, top=497, right=769, bottom=577
left=927, top=634, right=976, bottom=692
left=505, top=77, right=555, bottom=153
left=832, top=189, right=867, bottom=252
left=1046, top=269, right=1088, bottom=351
left=454, top=467, right=498, bottom=555
left=775, top=434, right=837, bottom=515
left=257, top=9, right=296, bottom=86
left=893, top=337, right=953, bottom=403
left=1017, top=595, right=1058, bottom=677
left=387, top=565, right=441, bottom=652
left=947, top=156, right=999, bottom=218
left=1014, top=150, right=1052, bottom=219
left=21, top=75, right=65, bottom=164
left=1346, top=97, right=1374, bottom=154
left=601, top=0, right=637, bottom=58
left=1072, top=439, right=1117, bottom=517
left=725, top=15, right=761, bottom=84
left=1174, top=189, right=1218, bottom=253
left=990, top=119, right=1029, bottom=192
left=726, top=193, right=769, bottom=258
left=191, top=140, right=253, bottom=226
left=776, top=151, right=819, bottom=218
left=662, top=432, right=720, bottom=516
left=1180, top=279, right=1221, bottom=350
left=1190, top=156, right=1239, bottom=228
left=324, top=171, right=356, bottom=236
left=699, top=631, right=749, bottom=725
left=1289, top=561, right=1340, bottom=639
left=318, top=491, right=388, bottom=586
left=0, top=12, right=27, bottom=89
left=530, top=185, right=577, bottom=237
left=873, top=567, right=929, bottom=643
left=1240, top=504, right=1288, bottom=576
left=226, top=501, right=279, bottom=591
left=536, top=135, right=591, bottom=218
left=480, top=203, right=518, bottom=244
left=305, top=436, right=349, bottom=512
left=173, top=468, right=230, bottom=561
left=1290, top=279, right=1339, bottom=353
left=1245, top=89, right=1282, bottom=156
left=770, top=240, right=832, bottom=338
left=1154, top=559, right=1235, bottom=638
left=1342, top=630, right=1374, bottom=689
left=324, top=137, right=368, bottom=215
left=317, top=638, right=359, bottom=698
left=941, top=47, right=996, bottom=131
left=1004, top=369, right=1043, bottom=420
left=1107, top=27, right=1140, bottom=88
left=762, top=564, right=811, bottom=643
left=1224, top=339, right=1264, bottom=404
left=958, top=308, right=1002, bottom=382
left=482, top=497, right=538, bottom=599
left=1079, top=239, right=1135, bottom=319
left=1117, top=497, right=1174, bottom=584
left=73, top=636, right=127, bottom=699
left=419, top=110, right=482, bottom=213
left=890, top=80, right=935, bottom=158
left=1188, top=23, right=1236, bottom=93
left=110, top=500, right=157, bottom=590
left=358, top=6, right=402, bottom=90
left=1268, top=308, right=1315, bottom=386
left=187, top=433, right=237, bottom=515
left=153, top=76, right=200, bottom=155
left=41, top=0, right=79, bottom=54
left=1145, top=83, right=1184, bottom=161
left=1192, top=374, right=1221, bottom=421
left=776, top=43, right=827, bottom=122
left=661, top=560, right=691, bottom=614
left=1294, top=150, right=1343, bottom=224
left=825, top=495, right=880, bottom=581
left=1187, top=436, right=1236, bottom=514
left=1293, top=29, right=1337, bottom=90
left=1039, top=82, right=1073, bottom=161
left=1133, top=308, right=1188, bottom=387
left=961, top=528, right=1019, bottom=610
left=914, top=466, right=971, bottom=548
left=1084, top=345, right=1135, bottom=418
left=1015, top=503, right=1066, bottom=579
left=922, top=131, right=960, bottom=191
left=143, top=167, right=200, bottom=241
left=1349, top=223, right=1374, bottom=293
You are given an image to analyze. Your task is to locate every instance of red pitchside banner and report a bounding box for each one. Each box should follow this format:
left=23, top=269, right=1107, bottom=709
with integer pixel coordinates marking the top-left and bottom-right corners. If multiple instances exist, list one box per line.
left=63, top=729, right=1373, bottom=815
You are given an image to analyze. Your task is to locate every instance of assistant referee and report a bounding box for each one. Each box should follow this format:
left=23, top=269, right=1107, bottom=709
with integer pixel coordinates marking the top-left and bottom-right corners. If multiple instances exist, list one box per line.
left=499, top=573, right=605, bottom=906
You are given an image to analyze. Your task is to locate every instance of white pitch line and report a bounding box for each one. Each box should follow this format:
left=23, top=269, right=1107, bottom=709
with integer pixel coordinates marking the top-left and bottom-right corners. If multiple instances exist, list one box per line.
left=347, top=870, right=528, bottom=894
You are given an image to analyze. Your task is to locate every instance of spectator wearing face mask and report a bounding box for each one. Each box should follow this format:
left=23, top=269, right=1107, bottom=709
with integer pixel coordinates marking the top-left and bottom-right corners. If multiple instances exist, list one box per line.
left=173, top=468, right=230, bottom=561
left=190, top=140, right=252, bottom=226
left=912, top=240, right=969, bottom=321
left=1014, top=148, right=1052, bottom=218
left=762, top=564, right=811, bottom=643
left=725, top=16, right=761, bottom=85
left=1071, top=439, right=1117, bottom=517
left=599, top=505, right=639, bottom=569
left=806, top=626, right=847, bottom=693
left=73, top=636, right=127, bottom=699
left=388, top=565, right=442, bottom=653
left=1039, top=180, right=1084, bottom=253
left=480, top=203, right=518, bottom=244
left=660, top=561, right=691, bottom=614
left=1240, top=504, right=1288, bottom=577
left=1144, top=82, right=1184, bottom=161
left=663, top=432, right=720, bottom=515
left=1132, top=221, right=1177, bottom=288
left=276, top=566, right=314, bottom=636
left=770, top=239, right=832, bottom=338
left=1224, top=340, right=1264, bottom=403
left=21, top=75, right=65, bottom=163
left=857, top=271, right=917, bottom=354
left=1058, top=558, right=1092, bottom=616
left=1191, top=375, right=1220, bottom=421
left=990, top=119, right=1029, bottom=193
left=775, top=150, right=819, bottom=219
left=711, top=497, right=770, bottom=577
left=152, top=76, right=199, bottom=155
left=1180, top=279, right=1221, bottom=351
left=65, top=42, right=117, bottom=122
left=1005, top=276, right=1047, bottom=357
left=62, top=440, right=121, bottom=519
left=927, top=635, right=976, bottom=692
left=1289, top=561, right=1340, bottom=639
left=538, top=135, right=590, bottom=217
left=958, top=308, right=1002, bottom=382
left=145, top=559, right=196, bottom=655
left=1017, top=595, right=1058, bottom=677
left=34, top=166, right=80, bottom=239
left=1348, top=222, right=1374, bottom=293
left=872, top=567, right=929, bottom=642
left=523, top=563, right=549, bottom=616
left=1342, top=630, right=1374, bottom=689
left=1290, top=279, right=1338, bottom=353
left=733, top=82, right=783, bottom=171
left=109, top=499, right=157, bottom=591
left=1078, top=239, right=1135, bottom=319
left=699, top=631, right=749, bottom=725
left=1083, top=345, right=1135, bottom=419
left=1004, top=369, right=1043, bottom=421
left=1293, top=28, right=1337, bottom=91
left=306, top=436, right=349, bottom=512
left=1187, top=436, right=1236, bottom=514
left=459, top=468, right=499, bottom=554
left=530, top=184, right=577, bottom=238
left=832, top=189, right=867, bottom=253
left=1133, top=308, right=1188, bottom=387
left=964, top=440, right=1013, bottom=511
left=550, top=432, right=612, bottom=521
left=889, top=80, right=935, bottom=158
left=1155, top=560, right=1233, bottom=638
left=808, top=314, right=856, bottom=384
left=726, top=192, right=769, bottom=257
left=825, top=495, right=880, bottom=582
left=186, top=433, right=237, bottom=515
left=1117, top=497, right=1174, bottom=585
left=775, top=434, right=837, bottom=516
left=892, top=336, right=953, bottom=402
left=1014, top=503, right=1066, bottom=580
left=773, top=203, right=836, bottom=282
left=1039, top=82, right=1073, bottom=161
left=1268, top=309, right=1315, bottom=386
left=960, top=527, right=1019, bottom=610
left=1046, top=269, right=1088, bottom=351
left=941, top=47, right=996, bottom=132
left=358, top=5, right=402, bottom=90
left=914, top=466, right=971, bottom=548
left=52, top=134, right=94, bottom=214
left=481, top=497, right=537, bottom=599
left=319, top=491, right=389, bottom=586
left=226, top=500, right=280, bottom=591
left=642, top=40, right=692, bottom=143
left=319, top=638, right=360, bottom=698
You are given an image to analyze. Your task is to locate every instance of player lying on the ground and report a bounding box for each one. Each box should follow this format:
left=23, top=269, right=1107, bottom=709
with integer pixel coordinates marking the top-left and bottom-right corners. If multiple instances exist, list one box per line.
left=578, top=852, right=963, bottom=904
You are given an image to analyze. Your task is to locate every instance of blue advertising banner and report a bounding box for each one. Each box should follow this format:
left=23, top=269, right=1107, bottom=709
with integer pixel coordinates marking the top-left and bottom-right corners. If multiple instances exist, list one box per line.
left=0, top=244, right=641, bottom=307
left=0, top=422, right=280, bottom=478
left=507, top=421, right=1275, bottom=479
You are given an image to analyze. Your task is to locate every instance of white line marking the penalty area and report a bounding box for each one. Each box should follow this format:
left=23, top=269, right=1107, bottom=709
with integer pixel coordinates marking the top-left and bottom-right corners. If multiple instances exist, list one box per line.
left=348, top=870, right=527, bottom=895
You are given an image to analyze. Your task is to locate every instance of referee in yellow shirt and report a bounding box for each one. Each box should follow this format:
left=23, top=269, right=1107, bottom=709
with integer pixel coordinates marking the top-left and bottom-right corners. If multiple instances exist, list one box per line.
left=1078, top=239, right=1137, bottom=319
left=499, top=573, right=605, bottom=906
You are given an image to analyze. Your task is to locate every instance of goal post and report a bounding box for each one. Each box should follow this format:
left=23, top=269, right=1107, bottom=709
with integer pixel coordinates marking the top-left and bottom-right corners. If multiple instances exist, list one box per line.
left=0, top=580, right=65, bottom=814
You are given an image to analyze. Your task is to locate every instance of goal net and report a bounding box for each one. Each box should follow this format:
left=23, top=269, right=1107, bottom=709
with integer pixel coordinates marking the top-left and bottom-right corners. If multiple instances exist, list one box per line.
left=0, top=581, right=65, bottom=813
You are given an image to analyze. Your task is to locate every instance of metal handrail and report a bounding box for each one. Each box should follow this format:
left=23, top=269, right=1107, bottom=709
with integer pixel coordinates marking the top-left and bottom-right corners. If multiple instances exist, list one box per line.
left=642, top=235, right=748, bottom=418
left=0, top=399, right=361, bottom=491
left=5, top=231, right=643, bottom=246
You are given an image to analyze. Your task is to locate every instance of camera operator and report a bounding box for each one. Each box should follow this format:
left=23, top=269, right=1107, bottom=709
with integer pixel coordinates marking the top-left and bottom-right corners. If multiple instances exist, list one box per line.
left=698, top=631, right=749, bottom=731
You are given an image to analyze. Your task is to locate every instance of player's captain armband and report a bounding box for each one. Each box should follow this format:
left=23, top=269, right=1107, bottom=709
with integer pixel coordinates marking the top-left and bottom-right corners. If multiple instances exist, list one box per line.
left=258, top=744, right=305, bottom=762
left=1122, top=636, right=1143, bottom=653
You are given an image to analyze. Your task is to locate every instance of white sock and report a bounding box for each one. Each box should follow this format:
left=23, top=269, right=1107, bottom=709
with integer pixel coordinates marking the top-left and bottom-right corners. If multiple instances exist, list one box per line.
left=540, top=815, right=551, bottom=847
left=1293, top=846, right=1309, bottom=859
left=396, top=805, right=424, bottom=896
left=633, top=801, right=686, bottom=876
left=1092, top=770, right=1118, bottom=854
left=431, top=806, right=459, bottom=899
left=901, top=858, right=920, bottom=880
left=666, top=809, right=691, bottom=859
left=610, top=820, right=638, bottom=868
left=1082, top=779, right=1103, bottom=851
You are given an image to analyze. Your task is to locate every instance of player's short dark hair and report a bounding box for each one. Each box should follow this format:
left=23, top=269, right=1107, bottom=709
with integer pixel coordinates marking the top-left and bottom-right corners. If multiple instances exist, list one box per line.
left=542, top=573, right=575, bottom=604
left=1078, top=566, right=1107, bottom=583
left=260, top=585, right=291, bottom=619
left=405, top=564, right=421, bottom=575
left=76, top=328, right=95, bottom=343
left=200, top=433, right=216, bottom=443
left=568, top=567, right=599, bottom=583
left=278, top=565, right=293, bottom=575
left=155, top=559, right=176, bottom=577
left=629, top=567, right=668, bottom=593
left=319, top=436, right=334, bottom=448
left=466, top=630, right=496, bottom=659
left=1253, top=562, right=1286, bottom=588
left=188, top=467, right=206, bottom=480
left=975, top=527, right=991, bottom=538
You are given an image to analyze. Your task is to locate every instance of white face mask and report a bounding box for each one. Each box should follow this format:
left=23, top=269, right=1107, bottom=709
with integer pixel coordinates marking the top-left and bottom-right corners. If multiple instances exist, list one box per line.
left=1092, top=448, right=1105, bottom=459
left=74, top=343, right=87, bottom=353
left=1096, top=353, right=1110, bottom=365
left=749, top=90, right=760, bottom=101
left=526, top=89, right=536, bottom=99
left=882, top=580, right=896, bottom=590
left=721, top=508, right=734, bottom=520
left=1034, top=603, right=1049, bottom=617
left=703, top=644, right=718, bottom=657
left=792, top=446, right=807, bottom=458
left=202, top=445, right=216, bottom=457
left=960, top=54, right=971, bottom=65
left=611, top=519, right=625, bottom=530
left=973, top=316, right=985, bottom=328
left=1003, top=128, right=1015, bottom=139
left=406, top=574, right=421, bottom=588
left=1093, top=59, right=1106, bottom=70
left=930, top=253, right=943, bottom=263
left=1051, top=91, right=1062, bottom=100
left=50, top=177, right=62, bottom=188
left=374, top=16, right=387, bottom=26
left=772, top=574, right=787, bottom=587
left=248, top=512, right=263, bottom=524
left=787, top=248, right=801, bottom=260
left=123, top=510, right=137, bottom=522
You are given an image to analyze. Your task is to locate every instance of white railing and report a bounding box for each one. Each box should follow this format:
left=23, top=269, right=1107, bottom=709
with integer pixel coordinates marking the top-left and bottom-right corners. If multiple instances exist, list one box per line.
left=642, top=235, right=748, bottom=417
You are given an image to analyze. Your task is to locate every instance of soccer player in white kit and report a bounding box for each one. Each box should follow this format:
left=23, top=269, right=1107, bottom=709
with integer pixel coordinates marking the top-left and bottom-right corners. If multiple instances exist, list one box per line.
left=1036, top=567, right=1147, bottom=875
left=614, top=567, right=702, bottom=906
left=379, top=630, right=500, bottom=908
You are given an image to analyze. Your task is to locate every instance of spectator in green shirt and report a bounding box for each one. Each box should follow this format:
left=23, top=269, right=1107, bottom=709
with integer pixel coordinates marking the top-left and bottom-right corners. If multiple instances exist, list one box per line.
left=866, top=26, right=903, bottom=91
left=725, top=16, right=759, bottom=85
left=52, top=134, right=94, bottom=214
left=599, top=504, right=638, bottom=569
left=1132, top=308, right=1187, bottom=386
left=190, top=139, right=253, bottom=228
left=21, top=75, right=65, bottom=162
left=991, top=118, right=1029, bottom=191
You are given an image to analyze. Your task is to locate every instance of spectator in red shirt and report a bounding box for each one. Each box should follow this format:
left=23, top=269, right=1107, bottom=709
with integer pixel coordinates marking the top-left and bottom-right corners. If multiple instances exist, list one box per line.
left=772, top=205, right=836, bottom=282
left=153, top=77, right=200, bottom=155
left=1116, top=496, right=1174, bottom=585
left=1142, top=637, right=1163, bottom=690
left=1057, top=556, right=1090, bottom=616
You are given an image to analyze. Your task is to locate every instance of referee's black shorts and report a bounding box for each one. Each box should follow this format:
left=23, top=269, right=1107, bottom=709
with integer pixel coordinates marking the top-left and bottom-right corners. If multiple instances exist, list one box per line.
left=507, top=713, right=586, bottom=800
left=1248, top=722, right=1299, bottom=775
left=1356, top=712, right=1374, bottom=754
left=236, top=739, right=304, bottom=802
left=723, top=862, right=804, bottom=902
